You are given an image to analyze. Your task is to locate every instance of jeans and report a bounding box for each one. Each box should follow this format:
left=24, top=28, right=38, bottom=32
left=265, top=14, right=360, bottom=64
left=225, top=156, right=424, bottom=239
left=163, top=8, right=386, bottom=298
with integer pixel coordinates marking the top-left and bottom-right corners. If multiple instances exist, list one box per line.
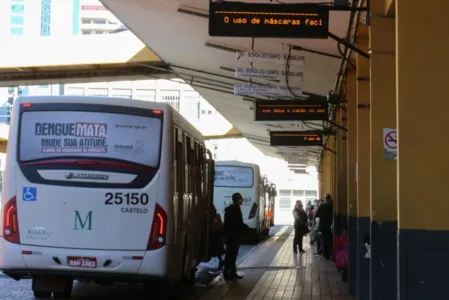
left=224, top=238, right=240, bottom=278
left=293, top=227, right=304, bottom=252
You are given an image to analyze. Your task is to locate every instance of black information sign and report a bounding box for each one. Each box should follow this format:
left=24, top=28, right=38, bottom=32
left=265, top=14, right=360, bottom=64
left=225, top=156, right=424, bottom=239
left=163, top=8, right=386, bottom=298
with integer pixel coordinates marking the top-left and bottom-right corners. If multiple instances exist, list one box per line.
left=209, top=1, right=329, bottom=38
left=270, top=131, right=323, bottom=147
left=254, top=99, right=328, bottom=122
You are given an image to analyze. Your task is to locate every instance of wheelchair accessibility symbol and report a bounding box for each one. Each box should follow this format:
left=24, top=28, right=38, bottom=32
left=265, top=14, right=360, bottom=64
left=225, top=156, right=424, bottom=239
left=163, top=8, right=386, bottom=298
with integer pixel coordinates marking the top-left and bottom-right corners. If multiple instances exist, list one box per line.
left=23, top=187, right=37, bottom=202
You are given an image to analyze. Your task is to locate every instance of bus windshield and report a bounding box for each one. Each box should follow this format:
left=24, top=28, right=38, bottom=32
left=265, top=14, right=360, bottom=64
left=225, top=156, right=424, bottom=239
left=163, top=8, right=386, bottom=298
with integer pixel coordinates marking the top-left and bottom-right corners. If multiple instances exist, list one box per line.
left=19, top=110, right=162, bottom=167
left=214, top=166, right=254, bottom=188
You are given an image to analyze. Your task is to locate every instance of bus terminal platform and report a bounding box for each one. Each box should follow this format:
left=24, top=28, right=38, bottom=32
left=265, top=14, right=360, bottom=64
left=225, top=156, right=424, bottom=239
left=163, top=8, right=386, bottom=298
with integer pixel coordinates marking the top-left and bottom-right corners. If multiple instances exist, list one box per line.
left=0, top=226, right=352, bottom=300
left=199, top=226, right=352, bottom=300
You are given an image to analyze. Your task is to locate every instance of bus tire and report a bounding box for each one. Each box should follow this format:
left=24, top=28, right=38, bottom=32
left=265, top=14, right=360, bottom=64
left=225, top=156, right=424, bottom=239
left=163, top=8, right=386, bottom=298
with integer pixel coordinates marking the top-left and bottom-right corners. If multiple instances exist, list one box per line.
left=52, top=279, right=73, bottom=299
left=262, top=228, right=269, bottom=237
left=33, top=291, right=51, bottom=299
left=251, top=233, right=260, bottom=244
left=53, top=291, right=71, bottom=299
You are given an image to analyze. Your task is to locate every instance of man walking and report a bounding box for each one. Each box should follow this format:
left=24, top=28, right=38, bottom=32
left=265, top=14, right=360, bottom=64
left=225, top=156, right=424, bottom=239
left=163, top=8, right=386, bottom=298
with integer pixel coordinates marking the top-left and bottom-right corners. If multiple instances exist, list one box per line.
left=223, top=192, right=249, bottom=280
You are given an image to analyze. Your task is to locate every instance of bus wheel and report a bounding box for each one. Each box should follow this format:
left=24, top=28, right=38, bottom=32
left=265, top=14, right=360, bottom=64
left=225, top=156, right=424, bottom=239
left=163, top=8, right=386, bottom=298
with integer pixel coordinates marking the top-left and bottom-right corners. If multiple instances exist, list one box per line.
left=251, top=234, right=260, bottom=245
left=53, top=291, right=72, bottom=299
left=33, top=291, right=51, bottom=299
left=53, top=279, right=73, bottom=299
left=168, top=280, right=184, bottom=298
left=182, top=267, right=196, bottom=286
left=262, top=228, right=270, bottom=237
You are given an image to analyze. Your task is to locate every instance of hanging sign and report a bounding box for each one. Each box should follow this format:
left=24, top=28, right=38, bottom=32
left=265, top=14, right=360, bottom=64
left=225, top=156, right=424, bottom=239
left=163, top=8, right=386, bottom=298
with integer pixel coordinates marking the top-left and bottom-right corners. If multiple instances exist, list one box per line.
left=276, top=147, right=308, bottom=154
left=235, top=68, right=304, bottom=81
left=234, top=84, right=303, bottom=97
left=236, top=51, right=305, bottom=67
left=208, top=1, right=330, bottom=39
left=254, top=99, right=328, bottom=122
left=270, top=131, right=323, bottom=147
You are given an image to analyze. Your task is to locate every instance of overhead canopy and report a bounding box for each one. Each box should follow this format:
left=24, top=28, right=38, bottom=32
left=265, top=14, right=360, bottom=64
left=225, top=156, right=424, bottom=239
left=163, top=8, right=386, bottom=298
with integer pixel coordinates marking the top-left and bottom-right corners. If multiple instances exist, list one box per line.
left=0, top=31, right=169, bottom=86
left=104, top=0, right=361, bottom=166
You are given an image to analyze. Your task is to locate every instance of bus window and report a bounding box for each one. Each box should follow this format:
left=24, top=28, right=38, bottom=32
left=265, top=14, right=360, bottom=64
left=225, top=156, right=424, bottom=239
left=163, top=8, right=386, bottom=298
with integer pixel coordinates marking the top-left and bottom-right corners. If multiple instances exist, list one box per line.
left=214, top=166, right=254, bottom=188
left=19, top=110, right=161, bottom=168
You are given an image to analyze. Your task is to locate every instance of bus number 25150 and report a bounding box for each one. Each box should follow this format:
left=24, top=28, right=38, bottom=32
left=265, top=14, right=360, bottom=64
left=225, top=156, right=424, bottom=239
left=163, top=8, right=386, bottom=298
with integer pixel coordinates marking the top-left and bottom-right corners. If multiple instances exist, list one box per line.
left=104, top=192, right=149, bottom=205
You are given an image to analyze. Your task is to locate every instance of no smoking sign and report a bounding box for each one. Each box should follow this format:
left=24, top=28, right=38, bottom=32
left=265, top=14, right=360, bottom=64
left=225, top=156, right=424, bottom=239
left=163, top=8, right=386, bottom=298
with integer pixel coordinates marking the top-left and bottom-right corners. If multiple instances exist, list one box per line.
left=383, top=128, right=397, bottom=160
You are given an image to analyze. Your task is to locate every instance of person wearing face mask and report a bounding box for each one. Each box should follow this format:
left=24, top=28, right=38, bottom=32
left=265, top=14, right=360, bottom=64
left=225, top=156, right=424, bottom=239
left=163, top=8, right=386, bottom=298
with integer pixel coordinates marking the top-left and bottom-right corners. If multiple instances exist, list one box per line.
left=292, top=200, right=309, bottom=254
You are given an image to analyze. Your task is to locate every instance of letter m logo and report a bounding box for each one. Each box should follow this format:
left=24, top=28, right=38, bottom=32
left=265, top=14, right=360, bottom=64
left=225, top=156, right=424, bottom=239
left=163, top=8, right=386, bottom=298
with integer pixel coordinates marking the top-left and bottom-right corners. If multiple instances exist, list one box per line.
left=74, top=210, right=93, bottom=230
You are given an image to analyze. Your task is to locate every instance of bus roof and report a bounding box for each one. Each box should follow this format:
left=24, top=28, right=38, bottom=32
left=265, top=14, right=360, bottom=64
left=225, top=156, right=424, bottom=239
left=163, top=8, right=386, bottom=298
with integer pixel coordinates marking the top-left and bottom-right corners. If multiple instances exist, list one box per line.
left=15, top=95, right=170, bottom=111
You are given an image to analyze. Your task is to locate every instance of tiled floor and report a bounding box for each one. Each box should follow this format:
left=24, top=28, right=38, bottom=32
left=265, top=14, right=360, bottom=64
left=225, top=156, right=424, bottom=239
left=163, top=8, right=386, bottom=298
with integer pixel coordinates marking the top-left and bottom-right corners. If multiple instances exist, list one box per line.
left=201, top=226, right=354, bottom=300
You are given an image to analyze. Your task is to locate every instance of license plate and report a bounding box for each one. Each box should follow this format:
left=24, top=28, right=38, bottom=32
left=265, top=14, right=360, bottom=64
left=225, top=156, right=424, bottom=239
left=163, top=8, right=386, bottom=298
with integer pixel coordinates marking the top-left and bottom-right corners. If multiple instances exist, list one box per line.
left=67, top=257, right=97, bottom=268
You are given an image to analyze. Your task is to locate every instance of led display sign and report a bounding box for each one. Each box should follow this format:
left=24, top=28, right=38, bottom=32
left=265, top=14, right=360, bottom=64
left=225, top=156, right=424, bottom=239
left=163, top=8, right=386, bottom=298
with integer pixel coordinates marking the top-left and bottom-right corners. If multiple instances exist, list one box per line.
left=209, top=1, right=329, bottom=38
left=254, top=99, right=328, bottom=122
left=270, top=131, right=323, bottom=147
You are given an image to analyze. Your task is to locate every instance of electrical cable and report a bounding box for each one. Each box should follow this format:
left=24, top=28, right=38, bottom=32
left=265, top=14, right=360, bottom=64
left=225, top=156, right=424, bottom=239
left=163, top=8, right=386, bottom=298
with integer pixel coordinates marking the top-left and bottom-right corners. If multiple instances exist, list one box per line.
left=337, top=41, right=356, bottom=69
left=284, top=46, right=304, bottom=100
left=302, top=121, right=323, bottom=131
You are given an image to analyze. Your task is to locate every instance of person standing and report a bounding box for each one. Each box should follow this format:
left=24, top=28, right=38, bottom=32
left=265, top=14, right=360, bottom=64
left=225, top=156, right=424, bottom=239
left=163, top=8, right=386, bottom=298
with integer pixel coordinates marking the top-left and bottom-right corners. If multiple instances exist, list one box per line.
left=316, top=194, right=334, bottom=260
left=292, top=200, right=309, bottom=254
left=223, top=192, right=249, bottom=280
left=209, top=204, right=226, bottom=269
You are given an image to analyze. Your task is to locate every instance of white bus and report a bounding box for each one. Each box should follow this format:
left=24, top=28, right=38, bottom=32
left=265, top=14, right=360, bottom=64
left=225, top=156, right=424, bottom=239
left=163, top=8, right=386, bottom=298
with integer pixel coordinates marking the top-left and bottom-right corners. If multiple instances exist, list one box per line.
left=0, top=96, right=215, bottom=299
left=213, top=161, right=271, bottom=242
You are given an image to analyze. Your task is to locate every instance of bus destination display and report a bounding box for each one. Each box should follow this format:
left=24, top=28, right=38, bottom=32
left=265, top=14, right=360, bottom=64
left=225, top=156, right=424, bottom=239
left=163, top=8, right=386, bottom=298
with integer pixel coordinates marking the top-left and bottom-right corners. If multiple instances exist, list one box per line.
left=209, top=1, right=329, bottom=38
left=270, top=131, right=323, bottom=147
left=255, top=100, right=328, bottom=122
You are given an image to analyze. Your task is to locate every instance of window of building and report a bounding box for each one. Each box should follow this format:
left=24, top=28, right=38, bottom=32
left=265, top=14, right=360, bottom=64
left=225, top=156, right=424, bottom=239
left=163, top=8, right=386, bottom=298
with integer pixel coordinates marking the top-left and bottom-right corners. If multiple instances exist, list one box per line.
left=11, top=5, right=24, bottom=13
left=10, top=27, right=24, bottom=35
left=293, top=190, right=304, bottom=197
left=305, top=190, right=317, bottom=197
left=86, top=88, right=108, bottom=97
left=10, top=16, right=23, bottom=25
left=110, top=89, right=132, bottom=99
left=134, top=89, right=156, bottom=102
left=40, top=0, right=51, bottom=36
left=201, top=110, right=205, bottom=114
left=181, top=90, right=201, bottom=120
left=158, top=90, right=180, bottom=111
left=279, top=197, right=292, bottom=209
left=72, top=0, right=80, bottom=35
left=207, top=110, right=212, bottom=115
left=93, top=19, right=107, bottom=24
left=279, top=189, right=292, bottom=196
left=65, top=87, right=85, bottom=96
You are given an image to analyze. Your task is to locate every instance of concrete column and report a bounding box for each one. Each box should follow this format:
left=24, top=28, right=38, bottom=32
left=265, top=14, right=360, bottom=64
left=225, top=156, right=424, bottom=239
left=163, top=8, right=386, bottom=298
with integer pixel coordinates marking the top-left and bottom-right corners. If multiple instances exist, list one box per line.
left=355, top=24, right=370, bottom=300
left=396, top=1, right=449, bottom=298
left=334, top=109, right=343, bottom=235
left=339, top=106, right=348, bottom=230
left=318, top=169, right=324, bottom=199
left=369, top=1, right=397, bottom=299
left=346, top=67, right=358, bottom=296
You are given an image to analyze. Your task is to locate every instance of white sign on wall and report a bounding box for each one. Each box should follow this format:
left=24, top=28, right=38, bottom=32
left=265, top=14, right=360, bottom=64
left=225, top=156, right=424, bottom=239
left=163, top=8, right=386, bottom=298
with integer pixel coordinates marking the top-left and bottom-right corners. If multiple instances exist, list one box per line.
left=383, top=128, right=397, bottom=160
left=276, top=147, right=308, bottom=154
left=233, top=84, right=303, bottom=97
left=236, top=51, right=305, bottom=67
left=235, top=68, right=304, bottom=81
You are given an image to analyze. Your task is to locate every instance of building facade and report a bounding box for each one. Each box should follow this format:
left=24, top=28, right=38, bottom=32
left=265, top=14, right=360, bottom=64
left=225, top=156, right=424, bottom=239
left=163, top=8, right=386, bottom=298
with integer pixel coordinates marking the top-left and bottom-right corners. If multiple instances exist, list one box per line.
left=0, top=0, right=53, bottom=37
